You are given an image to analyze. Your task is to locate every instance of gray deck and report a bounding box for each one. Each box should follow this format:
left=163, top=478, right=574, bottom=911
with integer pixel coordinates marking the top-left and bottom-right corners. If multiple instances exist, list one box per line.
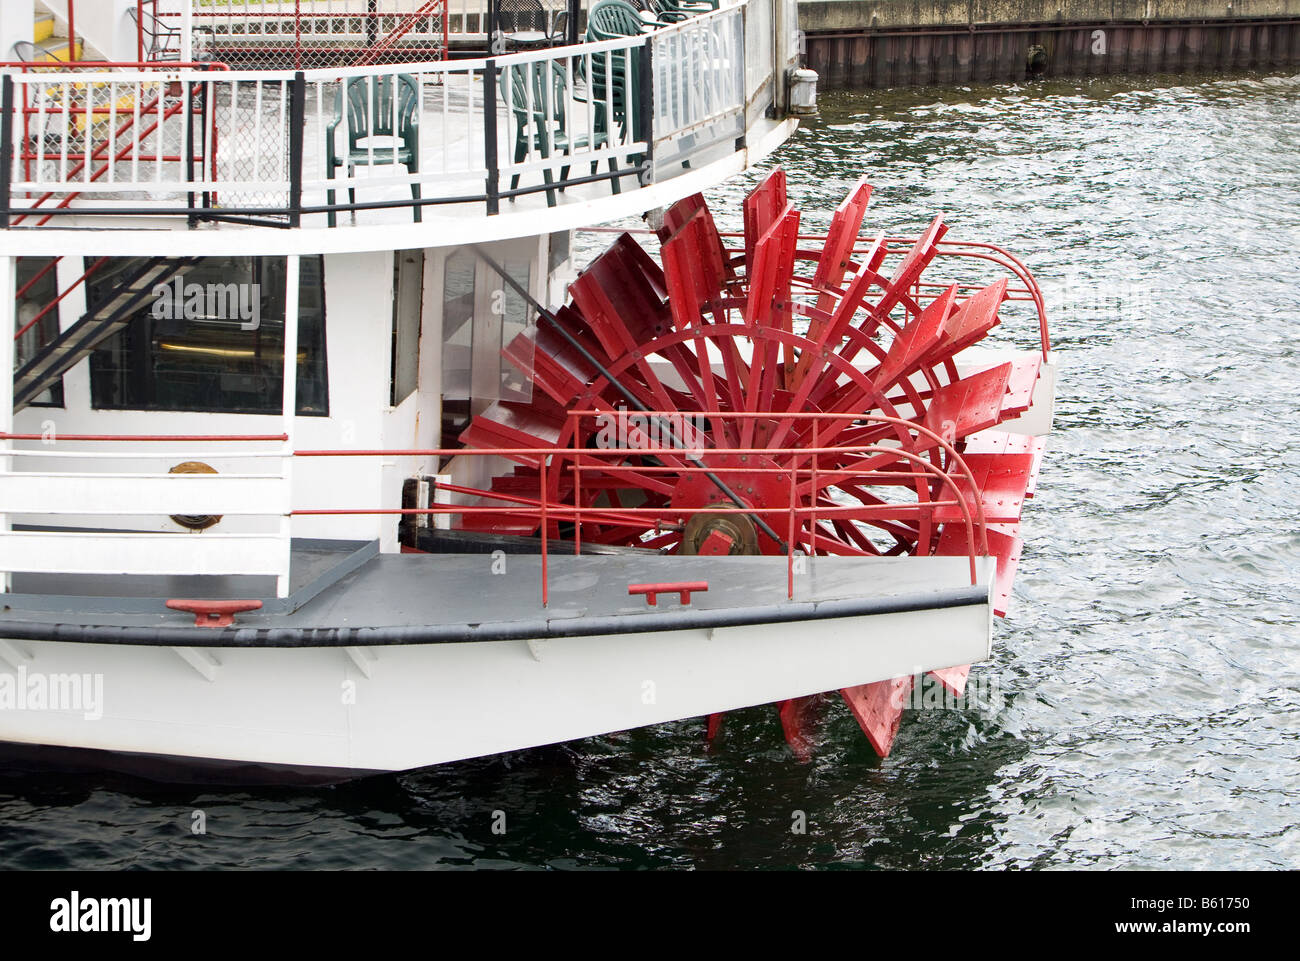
left=2, top=552, right=978, bottom=631
left=6, top=537, right=376, bottom=615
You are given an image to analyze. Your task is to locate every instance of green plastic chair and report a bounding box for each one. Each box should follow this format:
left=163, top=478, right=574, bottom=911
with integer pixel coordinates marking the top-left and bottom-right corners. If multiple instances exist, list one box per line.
left=326, top=74, right=421, bottom=227
left=628, top=0, right=713, bottom=23
left=587, top=0, right=660, bottom=38
left=501, top=60, right=621, bottom=206
left=583, top=1, right=651, bottom=143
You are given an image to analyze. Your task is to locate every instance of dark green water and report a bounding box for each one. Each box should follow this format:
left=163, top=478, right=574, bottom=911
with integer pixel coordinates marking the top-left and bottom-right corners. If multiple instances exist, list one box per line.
left=3, top=72, right=1298, bottom=870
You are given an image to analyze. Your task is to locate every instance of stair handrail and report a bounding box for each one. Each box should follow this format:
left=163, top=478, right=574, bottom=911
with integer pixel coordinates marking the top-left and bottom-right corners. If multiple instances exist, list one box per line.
left=1, top=60, right=227, bottom=227
left=353, top=0, right=449, bottom=67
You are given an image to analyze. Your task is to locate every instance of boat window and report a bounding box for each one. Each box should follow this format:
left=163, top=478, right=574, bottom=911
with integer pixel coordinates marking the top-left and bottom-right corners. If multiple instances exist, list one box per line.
left=440, top=249, right=476, bottom=437
left=391, top=249, right=424, bottom=407
left=440, top=246, right=536, bottom=440
left=87, top=256, right=328, bottom=416
left=14, top=257, right=64, bottom=407
left=496, top=256, right=533, bottom=405
left=548, top=231, right=570, bottom=275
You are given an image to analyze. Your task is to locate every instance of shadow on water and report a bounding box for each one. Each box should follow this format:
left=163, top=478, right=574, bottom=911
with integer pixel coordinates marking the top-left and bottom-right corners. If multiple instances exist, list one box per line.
left=0, top=690, right=1034, bottom=869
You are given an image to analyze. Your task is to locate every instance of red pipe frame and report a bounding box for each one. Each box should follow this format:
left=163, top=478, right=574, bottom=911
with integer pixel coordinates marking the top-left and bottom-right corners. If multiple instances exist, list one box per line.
left=0, top=415, right=990, bottom=607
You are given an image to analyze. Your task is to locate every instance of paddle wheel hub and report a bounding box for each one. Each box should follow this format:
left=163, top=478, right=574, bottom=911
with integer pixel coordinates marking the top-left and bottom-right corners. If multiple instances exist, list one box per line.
left=452, top=168, right=1052, bottom=760
left=681, top=504, right=761, bottom=556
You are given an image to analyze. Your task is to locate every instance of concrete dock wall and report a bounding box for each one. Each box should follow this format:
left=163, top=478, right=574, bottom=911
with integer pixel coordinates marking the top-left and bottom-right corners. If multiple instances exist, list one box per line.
left=800, top=1, right=1300, bottom=86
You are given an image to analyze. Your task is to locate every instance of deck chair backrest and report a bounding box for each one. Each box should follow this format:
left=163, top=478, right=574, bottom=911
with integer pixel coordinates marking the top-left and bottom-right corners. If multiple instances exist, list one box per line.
left=344, top=74, right=420, bottom=148
left=500, top=61, right=566, bottom=126
left=499, top=0, right=549, bottom=32
left=587, top=0, right=647, bottom=39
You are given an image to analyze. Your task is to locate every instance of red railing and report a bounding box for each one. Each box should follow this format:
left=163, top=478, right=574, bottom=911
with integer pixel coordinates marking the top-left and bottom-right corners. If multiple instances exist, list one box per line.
left=135, top=1, right=181, bottom=63
left=1, top=417, right=988, bottom=609
left=4, top=59, right=227, bottom=227
left=354, top=0, right=449, bottom=67
left=155, top=1, right=450, bottom=69
left=12, top=256, right=107, bottom=342
left=4, top=60, right=227, bottom=315
left=0, top=433, right=288, bottom=442
left=295, top=411, right=988, bottom=605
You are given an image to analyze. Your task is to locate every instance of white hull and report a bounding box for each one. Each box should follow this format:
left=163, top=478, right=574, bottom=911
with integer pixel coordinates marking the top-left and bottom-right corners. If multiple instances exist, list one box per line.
left=0, top=563, right=992, bottom=777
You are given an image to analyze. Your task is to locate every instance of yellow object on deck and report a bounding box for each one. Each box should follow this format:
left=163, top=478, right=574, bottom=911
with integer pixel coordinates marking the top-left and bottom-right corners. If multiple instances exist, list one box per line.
left=33, top=13, right=55, bottom=43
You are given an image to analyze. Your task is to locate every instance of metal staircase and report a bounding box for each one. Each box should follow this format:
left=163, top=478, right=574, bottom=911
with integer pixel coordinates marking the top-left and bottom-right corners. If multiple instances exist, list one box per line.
left=22, top=3, right=86, bottom=64
left=13, top=257, right=199, bottom=412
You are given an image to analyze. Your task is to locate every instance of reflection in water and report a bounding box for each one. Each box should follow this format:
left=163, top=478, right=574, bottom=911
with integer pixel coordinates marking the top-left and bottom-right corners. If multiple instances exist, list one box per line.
left=3, top=71, right=1298, bottom=870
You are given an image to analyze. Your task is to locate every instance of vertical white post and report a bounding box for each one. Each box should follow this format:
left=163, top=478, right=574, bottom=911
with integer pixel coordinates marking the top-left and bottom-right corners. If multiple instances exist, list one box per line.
left=772, top=0, right=785, bottom=114
left=0, top=255, right=13, bottom=593
left=278, top=254, right=301, bottom=598
left=181, top=0, right=194, bottom=64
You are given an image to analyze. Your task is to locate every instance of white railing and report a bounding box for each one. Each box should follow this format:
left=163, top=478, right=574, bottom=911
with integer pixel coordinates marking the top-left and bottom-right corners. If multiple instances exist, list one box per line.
left=2, top=0, right=780, bottom=224
left=0, top=440, right=293, bottom=595
left=651, top=0, right=745, bottom=175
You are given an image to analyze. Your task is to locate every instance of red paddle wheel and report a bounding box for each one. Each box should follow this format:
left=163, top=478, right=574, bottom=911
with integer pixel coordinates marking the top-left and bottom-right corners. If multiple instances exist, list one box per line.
left=455, top=170, right=1047, bottom=759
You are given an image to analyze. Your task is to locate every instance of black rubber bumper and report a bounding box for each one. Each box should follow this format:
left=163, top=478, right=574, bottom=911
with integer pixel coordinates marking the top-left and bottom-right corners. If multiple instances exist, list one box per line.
left=0, top=584, right=988, bottom=648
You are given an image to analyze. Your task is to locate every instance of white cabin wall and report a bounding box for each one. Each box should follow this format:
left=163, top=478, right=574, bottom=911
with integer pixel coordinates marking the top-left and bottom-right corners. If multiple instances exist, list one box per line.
left=53, top=256, right=91, bottom=412
left=2, top=0, right=35, bottom=61
left=378, top=247, right=444, bottom=549
left=9, top=251, right=402, bottom=546
left=7, top=234, right=566, bottom=550
left=296, top=250, right=394, bottom=544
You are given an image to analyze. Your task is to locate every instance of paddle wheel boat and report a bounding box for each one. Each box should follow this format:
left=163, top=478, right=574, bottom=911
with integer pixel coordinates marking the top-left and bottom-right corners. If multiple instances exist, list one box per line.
left=0, top=0, right=1055, bottom=781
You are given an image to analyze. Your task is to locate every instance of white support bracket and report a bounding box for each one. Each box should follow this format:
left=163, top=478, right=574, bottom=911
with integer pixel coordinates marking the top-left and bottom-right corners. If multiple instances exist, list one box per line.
left=0, top=638, right=33, bottom=672
left=345, top=646, right=376, bottom=679
left=171, top=646, right=221, bottom=682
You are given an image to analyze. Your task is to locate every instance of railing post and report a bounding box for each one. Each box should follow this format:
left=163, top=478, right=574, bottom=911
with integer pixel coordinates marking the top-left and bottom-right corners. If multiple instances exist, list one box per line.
left=772, top=0, right=786, bottom=115
left=787, top=451, right=796, bottom=599
left=810, top=416, right=817, bottom=564
left=638, top=35, right=654, bottom=186
left=0, top=254, right=13, bottom=593
left=288, top=72, right=305, bottom=228
left=278, top=253, right=301, bottom=599
left=540, top=455, right=548, bottom=606
left=184, top=78, right=197, bottom=226
left=483, top=59, right=499, bottom=215
left=295, top=0, right=303, bottom=71
left=738, top=2, right=749, bottom=146
left=571, top=413, right=583, bottom=556
left=566, top=0, right=580, bottom=47
left=0, top=76, right=12, bottom=230
left=197, top=77, right=212, bottom=214
left=487, top=0, right=500, bottom=54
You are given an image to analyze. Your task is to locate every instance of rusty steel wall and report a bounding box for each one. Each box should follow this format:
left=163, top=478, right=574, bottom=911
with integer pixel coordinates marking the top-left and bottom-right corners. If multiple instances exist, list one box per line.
left=801, top=9, right=1300, bottom=87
